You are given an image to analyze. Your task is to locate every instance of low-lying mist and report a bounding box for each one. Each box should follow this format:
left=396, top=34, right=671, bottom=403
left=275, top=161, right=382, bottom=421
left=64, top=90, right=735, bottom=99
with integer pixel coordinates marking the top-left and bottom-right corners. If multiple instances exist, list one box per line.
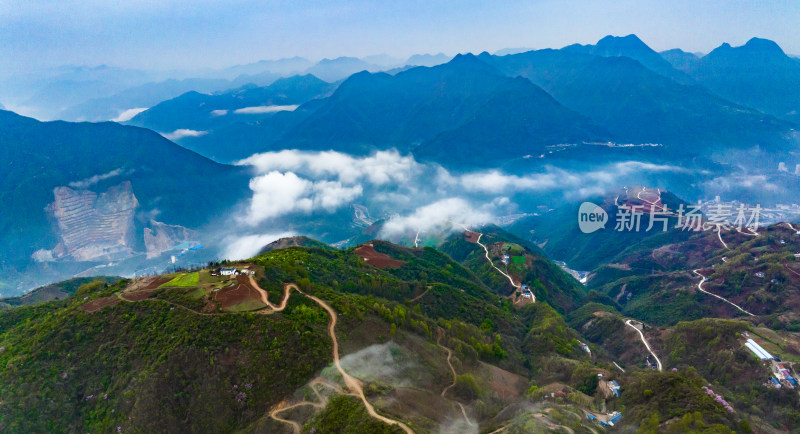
left=214, top=148, right=761, bottom=260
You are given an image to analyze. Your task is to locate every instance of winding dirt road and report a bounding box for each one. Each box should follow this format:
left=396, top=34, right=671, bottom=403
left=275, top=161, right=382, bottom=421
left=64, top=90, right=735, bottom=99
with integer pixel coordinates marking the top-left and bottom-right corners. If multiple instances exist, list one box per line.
left=121, top=277, right=412, bottom=432
left=716, top=229, right=729, bottom=249
left=266, top=283, right=415, bottom=434
left=625, top=319, right=662, bottom=371
left=269, top=379, right=347, bottom=433
left=436, top=329, right=475, bottom=427
left=408, top=286, right=431, bottom=303
left=476, top=233, right=521, bottom=291
left=692, top=270, right=754, bottom=316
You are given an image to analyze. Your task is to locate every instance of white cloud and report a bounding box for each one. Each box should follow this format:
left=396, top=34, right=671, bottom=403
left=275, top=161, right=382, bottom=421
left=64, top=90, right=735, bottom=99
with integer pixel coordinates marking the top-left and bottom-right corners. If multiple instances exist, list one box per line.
left=162, top=129, right=208, bottom=140
left=221, top=232, right=294, bottom=260
left=229, top=149, right=707, bottom=256
left=235, top=151, right=699, bottom=233
left=453, top=170, right=560, bottom=193
left=380, top=198, right=494, bottom=238
left=245, top=171, right=313, bottom=225
left=243, top=171, right=363, bottom=225
left=311, top=181, right=363, bottom=211
left=233, top=105, right=299, bottom=114
left=238, top=149, right=421, bottom=185
left=68, top=168, right=125, bottom=189
left=449, top=161, right=691, bottom=195
left=112, top=107, right=147, bottom=122
left=210, top=109, right=228, bottom=116
left=703, top=174, right=779, bottom=192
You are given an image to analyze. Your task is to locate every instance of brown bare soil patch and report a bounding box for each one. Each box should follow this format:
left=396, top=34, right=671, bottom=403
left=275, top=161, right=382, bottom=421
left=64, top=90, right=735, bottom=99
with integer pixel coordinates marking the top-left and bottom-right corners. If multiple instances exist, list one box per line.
left=606, top=263, right=632, bottom=270
left=80, top=296, right=121, bottom=313
left=121, top=289, right=159, bottom=301
left=354, top=245, right=407, bottom=269
left=213, top=276, right=266, bottom=311
left=479, top=361, right=527, bottom=400
left=464, top=231, right=480, bottom=243
left=143, top=277, right=171, bottom=290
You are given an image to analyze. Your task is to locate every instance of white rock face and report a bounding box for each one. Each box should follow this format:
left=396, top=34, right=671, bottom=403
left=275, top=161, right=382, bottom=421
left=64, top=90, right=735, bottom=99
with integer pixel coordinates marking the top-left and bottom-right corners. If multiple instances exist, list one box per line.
left=144, top=220, right=197, bottom=259
left=35, top=181, right=139, bottom=262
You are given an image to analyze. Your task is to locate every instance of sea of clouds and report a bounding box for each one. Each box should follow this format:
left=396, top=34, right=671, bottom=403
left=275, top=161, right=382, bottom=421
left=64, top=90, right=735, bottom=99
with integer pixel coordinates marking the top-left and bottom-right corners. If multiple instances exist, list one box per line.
left=218, top=149, right=696, bottom=259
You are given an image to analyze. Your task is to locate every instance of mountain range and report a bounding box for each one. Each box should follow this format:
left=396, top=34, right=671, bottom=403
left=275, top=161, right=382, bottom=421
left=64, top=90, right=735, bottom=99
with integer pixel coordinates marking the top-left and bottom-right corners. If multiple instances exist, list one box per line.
left=126, top=35, right=798, bottom=170
left=681, top=38, right=800, bottom=124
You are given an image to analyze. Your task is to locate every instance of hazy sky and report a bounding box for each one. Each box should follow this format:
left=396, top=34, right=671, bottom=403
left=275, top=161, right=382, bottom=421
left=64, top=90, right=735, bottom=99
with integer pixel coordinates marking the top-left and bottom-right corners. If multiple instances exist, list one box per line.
left=2, top=0, right=798, bottom=74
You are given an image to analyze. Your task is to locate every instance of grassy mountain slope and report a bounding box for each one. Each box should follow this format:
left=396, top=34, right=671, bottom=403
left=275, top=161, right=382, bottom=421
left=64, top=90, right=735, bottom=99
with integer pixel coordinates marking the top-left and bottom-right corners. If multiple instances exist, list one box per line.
left=0, top=276, right=119, bottom=310
left=438, top=225, right=587, bottom=313
left=3, top=240, right=799, bottom=431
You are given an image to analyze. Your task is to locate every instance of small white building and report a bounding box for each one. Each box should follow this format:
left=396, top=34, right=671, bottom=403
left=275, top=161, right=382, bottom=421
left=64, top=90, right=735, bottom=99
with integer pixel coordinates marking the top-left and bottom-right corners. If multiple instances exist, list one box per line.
left=745, top=339, right=774, bottom=360
left=220, top=267, right=237, bottom=276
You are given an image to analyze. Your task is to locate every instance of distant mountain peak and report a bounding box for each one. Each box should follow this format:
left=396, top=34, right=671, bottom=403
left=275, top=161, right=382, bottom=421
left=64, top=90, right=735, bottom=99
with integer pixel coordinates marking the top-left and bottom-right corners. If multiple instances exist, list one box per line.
left=743, top=37, right=785, bottom=55
left=596, top=34, right=647, bottom=48
left=564, top=34, right=691, bottom=83
left=438, top=53, right=501, bottom=76
left=446, top=53, right=491, bottom=68
left=450, top=52, right=478, bottom=61
left=593, top=34, right=656, bottom=56
left=707, top=38, right=790, bottom=62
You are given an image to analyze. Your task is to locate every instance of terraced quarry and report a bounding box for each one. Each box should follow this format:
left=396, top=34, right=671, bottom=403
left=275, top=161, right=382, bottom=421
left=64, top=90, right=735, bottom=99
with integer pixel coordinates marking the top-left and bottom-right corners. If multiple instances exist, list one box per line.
left=36, top=182, right=139, bottom=262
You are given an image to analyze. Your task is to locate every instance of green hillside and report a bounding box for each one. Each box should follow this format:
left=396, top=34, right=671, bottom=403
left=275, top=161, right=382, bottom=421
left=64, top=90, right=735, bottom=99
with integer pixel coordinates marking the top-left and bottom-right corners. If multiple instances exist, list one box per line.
left=2, top=240, right=799, bottom=432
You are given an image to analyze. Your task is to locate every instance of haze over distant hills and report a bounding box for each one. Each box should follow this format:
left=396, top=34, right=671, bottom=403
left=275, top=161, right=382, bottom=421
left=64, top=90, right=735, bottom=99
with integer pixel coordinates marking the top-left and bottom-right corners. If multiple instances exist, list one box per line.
left=562, top=34, right=693, bottom=84
left=2, top=33, right=800, bottom=295
left=681, top=38, right=800, bottom=123
left=123, top=35, right=799, bottom=171
left=0, top=54, right=453, bottom=122
left=4, top=30, right=800, bottom=433
left=0, top=110, right=250, bottom=293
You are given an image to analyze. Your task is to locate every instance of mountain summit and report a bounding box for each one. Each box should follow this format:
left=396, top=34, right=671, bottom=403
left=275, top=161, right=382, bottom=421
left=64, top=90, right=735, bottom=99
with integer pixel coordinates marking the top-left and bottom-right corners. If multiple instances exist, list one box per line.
left=689, top=37, right=800, bottom=122
left=563, top=34, right=692, bottom=83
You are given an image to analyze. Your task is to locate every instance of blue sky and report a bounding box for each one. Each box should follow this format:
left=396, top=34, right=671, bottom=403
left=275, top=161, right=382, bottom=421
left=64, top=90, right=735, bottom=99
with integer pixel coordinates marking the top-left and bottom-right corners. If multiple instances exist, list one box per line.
left=2, top=0, right=798, bottom=74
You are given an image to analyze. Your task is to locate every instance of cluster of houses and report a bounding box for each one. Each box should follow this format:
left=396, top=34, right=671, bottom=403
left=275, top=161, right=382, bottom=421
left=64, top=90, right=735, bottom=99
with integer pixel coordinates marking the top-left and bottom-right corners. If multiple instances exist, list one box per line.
left=598, top=374, right=621, bottom=397
left=211, top=266, right=255, bottom=277
left=520, top=284, right=534, bottom=300
left=501, top=252, right=525, bottom=264
left=745, top=338, right=799, bottom=389
left=771, top=363, right=799, bottom=389
left=588, top=411, right=622, bottom=427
